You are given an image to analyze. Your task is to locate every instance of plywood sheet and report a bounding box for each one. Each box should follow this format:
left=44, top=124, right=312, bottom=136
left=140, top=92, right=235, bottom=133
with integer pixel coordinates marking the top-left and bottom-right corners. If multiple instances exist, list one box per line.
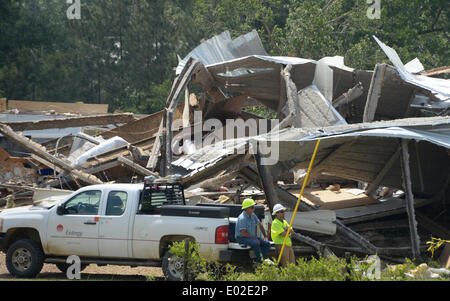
left=0, top=98, right=6, bottom=111
left=289, top=187, right=378, bottom=210
left=8, top=100, right=108, bottom=114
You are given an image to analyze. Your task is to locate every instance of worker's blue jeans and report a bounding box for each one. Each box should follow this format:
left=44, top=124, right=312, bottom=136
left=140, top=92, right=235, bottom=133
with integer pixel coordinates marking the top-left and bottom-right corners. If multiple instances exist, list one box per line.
left=237, top=237, right=271, bottom=263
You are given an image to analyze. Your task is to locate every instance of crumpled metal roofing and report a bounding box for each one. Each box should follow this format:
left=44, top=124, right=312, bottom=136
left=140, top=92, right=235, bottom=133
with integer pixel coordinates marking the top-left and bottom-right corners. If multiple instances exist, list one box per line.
left=374, top=36, right=450, bottom=102
left=176, top=30, right=268, bottom=75
left=252, top=116, right=450, bottom=196
left=254, top=116, right=450, bottom=146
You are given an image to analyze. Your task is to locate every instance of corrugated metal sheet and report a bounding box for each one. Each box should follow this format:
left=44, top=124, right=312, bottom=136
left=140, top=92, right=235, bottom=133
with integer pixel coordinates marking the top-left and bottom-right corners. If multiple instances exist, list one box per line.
left=176, top=30, right=268, bottom=75
left=374, top=36, right=450, bottom=102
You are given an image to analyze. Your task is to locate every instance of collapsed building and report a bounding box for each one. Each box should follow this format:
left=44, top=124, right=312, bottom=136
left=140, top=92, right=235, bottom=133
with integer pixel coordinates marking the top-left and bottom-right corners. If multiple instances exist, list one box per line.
left=0, top=31, right=449, bottom=265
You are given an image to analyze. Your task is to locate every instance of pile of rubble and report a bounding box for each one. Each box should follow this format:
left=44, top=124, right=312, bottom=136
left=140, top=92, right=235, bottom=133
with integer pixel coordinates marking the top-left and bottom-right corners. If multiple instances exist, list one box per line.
left=0, top=31, right=449, bottom=266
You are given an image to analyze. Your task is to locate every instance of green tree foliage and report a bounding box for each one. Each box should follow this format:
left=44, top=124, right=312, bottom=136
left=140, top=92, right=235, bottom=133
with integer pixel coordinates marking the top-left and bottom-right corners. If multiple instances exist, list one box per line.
left=0, top=0, right=448, bottom=113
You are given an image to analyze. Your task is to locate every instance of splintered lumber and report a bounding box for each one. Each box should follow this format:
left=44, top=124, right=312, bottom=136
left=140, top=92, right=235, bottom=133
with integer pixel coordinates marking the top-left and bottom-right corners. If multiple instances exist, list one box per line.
left=7, top=100, right=108, bottom=114
left=3, top=113, right=135, bottom=132
left=165, top=57, right=201, bottom=174
left=332, top=82, right=364, bottom=108
left=363, top=63, right=387, bottom=122
left=335, top=219, right=378, bottom=254
left=421, top=65, right=450, bottom=77
left=198, top=170, right=239, bottom=191
left=291, top=232, right=335, bottom=257
left=0, top=124, right=103, bottom=185
left=191, top=64, right=227, bottom=102
left=254, top=152, right=280, bottom=213
left=400, top=139, right=421, bottom=257
left=117, top=156, right=158, bottom=177
left=0, top=98, right=6, bottom=111
left=146, top=115, right=165, bottom=170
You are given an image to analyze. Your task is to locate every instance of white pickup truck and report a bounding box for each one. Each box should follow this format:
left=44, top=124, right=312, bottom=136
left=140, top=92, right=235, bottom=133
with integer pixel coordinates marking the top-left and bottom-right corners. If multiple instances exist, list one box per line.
left=0, top=176, right=271, bottom=279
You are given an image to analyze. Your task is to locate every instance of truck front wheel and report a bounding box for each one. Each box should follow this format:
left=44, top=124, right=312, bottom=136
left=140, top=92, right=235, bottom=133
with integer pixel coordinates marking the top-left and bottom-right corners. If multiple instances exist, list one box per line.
left=6, top=239, right=44, bottom=278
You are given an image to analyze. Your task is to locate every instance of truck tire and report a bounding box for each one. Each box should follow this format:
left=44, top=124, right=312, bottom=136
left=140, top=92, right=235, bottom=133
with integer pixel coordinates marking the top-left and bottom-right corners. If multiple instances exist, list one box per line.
left=162, top=251, right=184, bottom=281
left=5, top=239, right=44, bottom=278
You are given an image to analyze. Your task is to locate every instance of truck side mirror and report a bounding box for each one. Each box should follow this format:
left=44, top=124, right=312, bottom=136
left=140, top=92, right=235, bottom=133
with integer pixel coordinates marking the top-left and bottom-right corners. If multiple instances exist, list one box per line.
left=57, top=204, right=65, bottom=215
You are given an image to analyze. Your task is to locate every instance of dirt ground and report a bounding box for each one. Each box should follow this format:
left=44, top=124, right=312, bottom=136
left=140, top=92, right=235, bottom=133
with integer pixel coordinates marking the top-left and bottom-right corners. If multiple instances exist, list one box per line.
left=0, top=253, right=164, bottom=281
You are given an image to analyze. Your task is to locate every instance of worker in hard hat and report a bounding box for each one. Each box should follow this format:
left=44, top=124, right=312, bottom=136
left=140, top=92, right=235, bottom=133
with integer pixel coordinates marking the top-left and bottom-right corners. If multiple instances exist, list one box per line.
left=235, top=198, right=270, bottom=264
left=271, top=204, right=296, bottom=267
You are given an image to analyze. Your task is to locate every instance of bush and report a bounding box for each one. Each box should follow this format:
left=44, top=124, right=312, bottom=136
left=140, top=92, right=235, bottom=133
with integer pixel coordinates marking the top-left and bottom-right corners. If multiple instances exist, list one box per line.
left=165, top=241, right=449, bottom=281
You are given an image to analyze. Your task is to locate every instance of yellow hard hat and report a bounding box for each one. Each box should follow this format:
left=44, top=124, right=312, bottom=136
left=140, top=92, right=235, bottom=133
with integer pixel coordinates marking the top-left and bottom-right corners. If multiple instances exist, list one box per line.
left=242, top=198, right=256, bottom=210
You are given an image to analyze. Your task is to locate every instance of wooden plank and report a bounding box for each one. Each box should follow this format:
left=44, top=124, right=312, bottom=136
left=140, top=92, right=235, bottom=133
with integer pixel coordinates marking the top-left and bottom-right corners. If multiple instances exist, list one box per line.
left=8, top=100, right=108, bottom=114
left=400, top=138, right=421, bottom=257
left=363, top=64, right=387, bottom=122
left=416, top=212, right=450, bottom=240
left=146, top=111, right=165, bottom=170
left=335, top=197, right=434, bottom=220
left=117, top=156, right=158, bottom=177
left=291, top=232, right=335, bottom=257
left=277, top=66, right=287, bottom=119
left=337, top=199, right=436, bottom=225
left=365, top=146, right=400, bottom=196
left=31, top=154, right=63, bottom=173
left=164, top=58, right=201, bottom=174
left=254, top=152, right=280, bottom=213
left=335, top=219, right=378, bottom=254
left=4, top=113, right=135, bottom=132
left=0, top=98, right=6, bottom=111
left=182, top=154, right=243, bottom=188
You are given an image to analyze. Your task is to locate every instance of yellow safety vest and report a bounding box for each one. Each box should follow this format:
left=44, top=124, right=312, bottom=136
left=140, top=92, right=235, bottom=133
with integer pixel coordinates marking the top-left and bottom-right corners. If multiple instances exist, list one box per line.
left=271, top=218, right=292, bottom=247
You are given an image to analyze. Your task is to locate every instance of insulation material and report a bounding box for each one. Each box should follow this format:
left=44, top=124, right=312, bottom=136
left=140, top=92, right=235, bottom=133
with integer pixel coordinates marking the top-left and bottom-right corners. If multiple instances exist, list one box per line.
left=293, top=85, right=347, bottom=128
left=74, top=136, right=129, bottom=168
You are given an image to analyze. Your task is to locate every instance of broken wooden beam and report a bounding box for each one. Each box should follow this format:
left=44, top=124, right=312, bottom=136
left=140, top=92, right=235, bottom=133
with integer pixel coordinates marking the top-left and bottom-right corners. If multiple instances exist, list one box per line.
left=363, top=63, right=388, bottom=122
left=254, top=153, right=280, bottom=213
left=416, top=212, right=450, bottom=240
left=191, top=64, right=227, bottom=102
left=165, top=58, right=202, bottom=174
left=334, top=219, right=378, bottom=255
left=365, top=146, right=400, bottom=197
left=400, top=138, right=421, bottom=258
left=291, top=232, right=335, bottom=257
left=2, top=113, right=135, bottom=132
left=0, top=124, right=103, bottom=185
left=332, top=82, right=364, bottom=108
left=146, top=111, right=165, bottom=170
left=182, top=154, right=245, bottom=188
left=117, top=156, right=158, bottom=177
left=198, top=170, right=239, bottom=192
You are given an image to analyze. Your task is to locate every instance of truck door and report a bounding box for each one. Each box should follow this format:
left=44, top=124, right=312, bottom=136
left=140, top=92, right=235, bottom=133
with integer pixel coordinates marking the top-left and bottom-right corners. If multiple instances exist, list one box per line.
left=47, top=190, right=101, bottom=257
left=98, top=190, right=132, bottom=258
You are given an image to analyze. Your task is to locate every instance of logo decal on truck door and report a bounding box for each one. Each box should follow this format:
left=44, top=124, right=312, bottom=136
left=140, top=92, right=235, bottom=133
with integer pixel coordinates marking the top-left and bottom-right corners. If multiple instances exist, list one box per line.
left=57, top=224, right=64, bottom=232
